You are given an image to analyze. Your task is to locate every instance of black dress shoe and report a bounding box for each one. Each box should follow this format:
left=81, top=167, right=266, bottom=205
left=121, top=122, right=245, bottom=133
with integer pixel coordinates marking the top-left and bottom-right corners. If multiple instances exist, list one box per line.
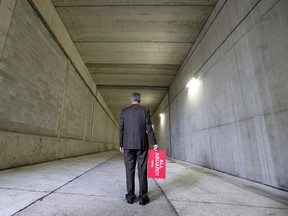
left=126, top=194, right=136, bottom=204
left=127, top=199, right=134, bottom=204
left=139, top=197, right=150, bottom=205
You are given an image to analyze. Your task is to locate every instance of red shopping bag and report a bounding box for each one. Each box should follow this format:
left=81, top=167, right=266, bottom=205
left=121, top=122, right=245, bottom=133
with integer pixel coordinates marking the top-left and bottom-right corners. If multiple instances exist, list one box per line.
left=147, top=149, right=166, bottom=179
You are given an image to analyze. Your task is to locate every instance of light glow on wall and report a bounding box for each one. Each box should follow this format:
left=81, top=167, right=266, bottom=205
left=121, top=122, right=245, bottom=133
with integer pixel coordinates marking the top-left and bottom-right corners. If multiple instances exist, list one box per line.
left=186, top=77, right=201, bottom=98
left=186, top=77, right=198, bottom=88
left=159, top=112, right=165, bottom=126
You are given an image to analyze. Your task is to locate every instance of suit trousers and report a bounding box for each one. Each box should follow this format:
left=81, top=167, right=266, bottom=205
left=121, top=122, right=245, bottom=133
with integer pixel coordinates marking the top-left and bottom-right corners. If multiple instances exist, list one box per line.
left=124, top=149, right=148, bottom=200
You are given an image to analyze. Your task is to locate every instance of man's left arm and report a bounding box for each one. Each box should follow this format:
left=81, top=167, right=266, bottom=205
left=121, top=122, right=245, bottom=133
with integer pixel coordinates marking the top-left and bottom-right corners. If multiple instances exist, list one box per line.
left=119, top=110, right=125, bottom=153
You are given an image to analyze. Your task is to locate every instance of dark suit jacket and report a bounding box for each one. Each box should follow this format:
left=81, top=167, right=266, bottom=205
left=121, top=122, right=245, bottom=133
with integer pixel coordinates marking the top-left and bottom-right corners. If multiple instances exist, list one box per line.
left=119, top=104, right=157, bottom=150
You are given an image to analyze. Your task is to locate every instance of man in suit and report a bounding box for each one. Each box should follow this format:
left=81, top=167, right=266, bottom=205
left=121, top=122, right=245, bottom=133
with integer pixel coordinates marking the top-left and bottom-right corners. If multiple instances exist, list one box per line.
left=119, top=92, right=158, bottom=205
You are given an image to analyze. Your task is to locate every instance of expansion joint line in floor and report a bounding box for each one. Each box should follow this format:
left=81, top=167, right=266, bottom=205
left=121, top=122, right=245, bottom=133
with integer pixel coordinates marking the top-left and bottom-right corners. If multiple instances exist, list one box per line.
left=12, top=153, right=118, bottom=216
left=153, top=179, right=180, bottom=216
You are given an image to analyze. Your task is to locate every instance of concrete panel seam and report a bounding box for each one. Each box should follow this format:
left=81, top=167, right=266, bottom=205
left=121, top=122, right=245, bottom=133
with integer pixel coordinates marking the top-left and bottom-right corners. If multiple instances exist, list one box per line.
left=27, top=0, right=119, bottom=128
left=27, top=0, right=97, bottom=94
left=96, top=91, right=119, bottom=128
left=170, top=0, right=228, bottom=87
left=169, top=0, right=279, bottom=104
left=182, top=0, right=228, bottom=66
left=57, top=59, right=71, bottom=138
left=0, top=0, right=17, bottom=60
left=91, top=99, right=96, bottom=142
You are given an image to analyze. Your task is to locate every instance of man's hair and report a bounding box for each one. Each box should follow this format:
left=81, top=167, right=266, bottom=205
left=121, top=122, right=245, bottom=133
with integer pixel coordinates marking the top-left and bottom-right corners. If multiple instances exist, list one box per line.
left=131, top=92, right=141, bottom=103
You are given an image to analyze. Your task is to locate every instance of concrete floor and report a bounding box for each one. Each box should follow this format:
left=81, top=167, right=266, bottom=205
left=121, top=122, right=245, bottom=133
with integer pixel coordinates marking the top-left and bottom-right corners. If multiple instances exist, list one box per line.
left=0, top=151, right=287, bottom=216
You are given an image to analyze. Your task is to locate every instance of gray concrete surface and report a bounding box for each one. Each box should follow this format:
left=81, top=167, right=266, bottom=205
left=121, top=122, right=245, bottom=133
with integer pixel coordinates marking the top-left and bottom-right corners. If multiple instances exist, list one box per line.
left=153, top=0, right=288, bottom=191
left=0, top=151, right=287, bottom=216
left=0, top=0, right=118, bottom=170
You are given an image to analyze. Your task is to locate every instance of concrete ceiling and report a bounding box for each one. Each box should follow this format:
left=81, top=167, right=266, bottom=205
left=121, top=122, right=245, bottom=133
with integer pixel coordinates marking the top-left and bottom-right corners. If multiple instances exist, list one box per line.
left=51, top=0, right=218, bottom=122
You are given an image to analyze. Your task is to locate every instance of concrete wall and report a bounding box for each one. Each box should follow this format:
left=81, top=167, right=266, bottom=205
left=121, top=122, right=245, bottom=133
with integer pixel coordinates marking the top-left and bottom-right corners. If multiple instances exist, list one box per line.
left=154, top=0, right=288, bottom=190
left=0, top=0, right=118, bottom=170
left=152, top=94, right=171, bottom=156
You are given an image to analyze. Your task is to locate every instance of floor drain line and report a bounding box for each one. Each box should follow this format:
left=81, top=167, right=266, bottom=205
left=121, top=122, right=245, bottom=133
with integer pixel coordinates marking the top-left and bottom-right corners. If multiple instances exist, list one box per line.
left=153, top=179, right=180, bottom=216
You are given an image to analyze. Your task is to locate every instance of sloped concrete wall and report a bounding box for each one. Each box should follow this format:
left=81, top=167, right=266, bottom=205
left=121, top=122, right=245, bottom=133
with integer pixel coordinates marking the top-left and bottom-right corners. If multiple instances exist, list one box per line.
left=165, top=0, right=288, bottom=190
left=0, top=0, right=118, bottom=170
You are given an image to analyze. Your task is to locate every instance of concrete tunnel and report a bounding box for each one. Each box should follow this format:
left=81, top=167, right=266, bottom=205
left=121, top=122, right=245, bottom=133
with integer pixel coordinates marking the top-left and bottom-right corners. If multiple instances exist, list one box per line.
left=0, top=0, right=288, bottom=215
